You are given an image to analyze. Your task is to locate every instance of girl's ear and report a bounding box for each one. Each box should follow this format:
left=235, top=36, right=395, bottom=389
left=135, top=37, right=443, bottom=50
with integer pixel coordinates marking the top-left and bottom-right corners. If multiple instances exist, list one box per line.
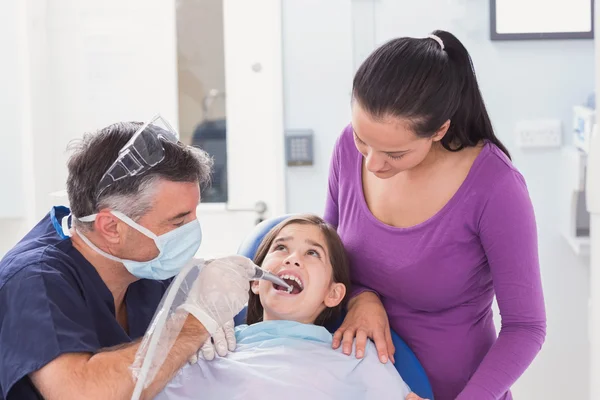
left=251, top=281, right=260, bottom=295
left=324, top=283, right=346, bottom=308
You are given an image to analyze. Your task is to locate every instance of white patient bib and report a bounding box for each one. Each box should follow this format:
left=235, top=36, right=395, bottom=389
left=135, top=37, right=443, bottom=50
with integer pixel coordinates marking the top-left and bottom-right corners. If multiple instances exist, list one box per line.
left=156, top=320, right=411, bottom=400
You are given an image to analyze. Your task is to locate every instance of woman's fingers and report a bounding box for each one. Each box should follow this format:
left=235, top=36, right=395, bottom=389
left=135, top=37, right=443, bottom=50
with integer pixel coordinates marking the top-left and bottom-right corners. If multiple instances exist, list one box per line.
left=372, top=327, right=391, bottom=363
left=405, top=393, right=427, bottom=400
left=354, top=329, right=368, bottom=358
left=332, top=325, right=346, bottom=349
left=341, top=327, right=357, bottom=355
left=384, top=325, right=396, bottom=364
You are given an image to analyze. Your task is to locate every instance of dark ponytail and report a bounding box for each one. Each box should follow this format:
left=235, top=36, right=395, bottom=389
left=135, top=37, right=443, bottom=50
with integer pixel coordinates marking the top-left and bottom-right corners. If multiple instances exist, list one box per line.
left=352, top=29, right=510, bottom=159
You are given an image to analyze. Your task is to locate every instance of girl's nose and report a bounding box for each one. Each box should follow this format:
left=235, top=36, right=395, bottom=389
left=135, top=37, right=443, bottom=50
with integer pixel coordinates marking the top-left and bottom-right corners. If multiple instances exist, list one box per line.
left=284, top=256, right=300, bottom=267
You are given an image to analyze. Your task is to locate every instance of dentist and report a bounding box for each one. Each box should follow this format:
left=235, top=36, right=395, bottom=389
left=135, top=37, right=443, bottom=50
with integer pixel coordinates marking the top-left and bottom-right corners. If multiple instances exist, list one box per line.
left=0, top=117, right=253, bottom=400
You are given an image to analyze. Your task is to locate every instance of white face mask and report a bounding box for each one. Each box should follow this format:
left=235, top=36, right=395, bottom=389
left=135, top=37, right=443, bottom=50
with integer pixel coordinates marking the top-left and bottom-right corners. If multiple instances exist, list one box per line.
left=75, top=211, right=202, bottom=280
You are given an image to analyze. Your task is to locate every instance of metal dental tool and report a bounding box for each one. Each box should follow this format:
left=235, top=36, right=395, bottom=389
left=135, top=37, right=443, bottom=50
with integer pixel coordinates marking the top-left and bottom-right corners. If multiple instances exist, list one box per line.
left=251, top=265, right=292, bottom=290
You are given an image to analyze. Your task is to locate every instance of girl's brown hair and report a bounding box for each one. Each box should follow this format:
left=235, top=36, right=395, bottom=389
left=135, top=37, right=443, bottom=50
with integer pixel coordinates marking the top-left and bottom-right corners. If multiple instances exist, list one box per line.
left=246, top=214, right=350, bottom=327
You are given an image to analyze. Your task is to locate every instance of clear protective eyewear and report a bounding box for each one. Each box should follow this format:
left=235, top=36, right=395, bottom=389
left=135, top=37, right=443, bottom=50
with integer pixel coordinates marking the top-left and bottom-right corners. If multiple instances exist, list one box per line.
left=96, top=115, right=180, bottom=198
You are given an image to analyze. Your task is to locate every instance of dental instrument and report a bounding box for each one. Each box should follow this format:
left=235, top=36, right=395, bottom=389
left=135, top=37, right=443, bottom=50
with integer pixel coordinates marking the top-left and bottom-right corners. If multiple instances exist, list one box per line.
left=251, top=266, right=292, bottom=290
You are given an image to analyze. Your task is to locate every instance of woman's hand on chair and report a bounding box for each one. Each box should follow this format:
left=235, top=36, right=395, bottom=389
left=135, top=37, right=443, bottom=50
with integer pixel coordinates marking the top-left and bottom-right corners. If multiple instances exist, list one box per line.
left=332, top=291, right=395, bottom=364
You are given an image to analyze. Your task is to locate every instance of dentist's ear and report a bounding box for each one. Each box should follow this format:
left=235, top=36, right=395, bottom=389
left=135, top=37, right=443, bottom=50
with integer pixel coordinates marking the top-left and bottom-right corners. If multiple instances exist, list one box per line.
left=324, top=283, right=346, bottom=308
left=94, top=210, right=122, bottom=244
left=251, top=281, right=260, bottom=295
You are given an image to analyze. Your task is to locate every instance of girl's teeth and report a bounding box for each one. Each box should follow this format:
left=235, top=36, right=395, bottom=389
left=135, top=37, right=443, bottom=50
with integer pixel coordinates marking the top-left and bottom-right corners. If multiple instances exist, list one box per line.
left=277, top=273, right=304, bottom=291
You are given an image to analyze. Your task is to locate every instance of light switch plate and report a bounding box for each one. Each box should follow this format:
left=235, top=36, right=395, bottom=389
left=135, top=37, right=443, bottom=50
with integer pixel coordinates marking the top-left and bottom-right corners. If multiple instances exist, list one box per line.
left=515, top=119, right=562, bottom=148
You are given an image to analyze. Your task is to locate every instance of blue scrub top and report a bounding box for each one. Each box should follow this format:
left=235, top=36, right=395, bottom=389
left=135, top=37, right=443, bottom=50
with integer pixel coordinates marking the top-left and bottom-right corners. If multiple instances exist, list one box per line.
left=0, top=206, right=171, bottom=400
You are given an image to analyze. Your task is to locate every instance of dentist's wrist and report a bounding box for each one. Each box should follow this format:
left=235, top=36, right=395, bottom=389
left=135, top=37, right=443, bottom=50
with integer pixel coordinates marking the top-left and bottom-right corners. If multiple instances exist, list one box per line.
left=180, top=314, right=210, bottom=350
left=179, top=305, right=218, bottom=336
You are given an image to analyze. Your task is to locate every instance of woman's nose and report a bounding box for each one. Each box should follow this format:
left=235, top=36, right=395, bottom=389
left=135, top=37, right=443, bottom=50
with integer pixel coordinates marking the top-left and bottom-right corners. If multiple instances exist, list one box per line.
left=364, top=152, right=384, bottom=172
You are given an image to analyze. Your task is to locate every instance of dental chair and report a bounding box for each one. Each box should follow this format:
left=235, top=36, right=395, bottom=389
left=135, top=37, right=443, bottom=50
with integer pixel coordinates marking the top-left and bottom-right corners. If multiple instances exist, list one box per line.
left=235, top=215, right=435, bottom=400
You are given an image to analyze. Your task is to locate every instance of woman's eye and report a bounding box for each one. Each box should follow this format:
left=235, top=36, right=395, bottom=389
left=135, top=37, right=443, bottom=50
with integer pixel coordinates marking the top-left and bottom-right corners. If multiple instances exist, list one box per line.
left=387, top=153, right=404, bottom=160
left=353, top=132, right=366, bottom=145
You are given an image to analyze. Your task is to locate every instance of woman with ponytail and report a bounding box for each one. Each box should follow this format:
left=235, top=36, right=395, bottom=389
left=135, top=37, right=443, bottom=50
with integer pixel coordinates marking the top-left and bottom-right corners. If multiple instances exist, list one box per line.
left=325, top=30, right=545, bottom=399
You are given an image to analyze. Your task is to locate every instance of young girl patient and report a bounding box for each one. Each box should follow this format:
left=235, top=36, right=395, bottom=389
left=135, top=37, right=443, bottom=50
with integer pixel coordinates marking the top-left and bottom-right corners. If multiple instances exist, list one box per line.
left=156, top=215, right=414, bottom=400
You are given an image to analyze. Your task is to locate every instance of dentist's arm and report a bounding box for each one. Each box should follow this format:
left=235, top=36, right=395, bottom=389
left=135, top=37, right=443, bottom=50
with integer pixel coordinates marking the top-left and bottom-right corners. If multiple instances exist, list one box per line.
left=30, top=256, right=256, bottom=400
left=30, top=315, right=208, bottom=400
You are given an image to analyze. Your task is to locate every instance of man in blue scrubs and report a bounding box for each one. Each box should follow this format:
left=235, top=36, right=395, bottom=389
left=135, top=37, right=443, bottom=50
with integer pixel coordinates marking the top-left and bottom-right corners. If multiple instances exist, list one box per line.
left=0, top=118, right=254, bottom=399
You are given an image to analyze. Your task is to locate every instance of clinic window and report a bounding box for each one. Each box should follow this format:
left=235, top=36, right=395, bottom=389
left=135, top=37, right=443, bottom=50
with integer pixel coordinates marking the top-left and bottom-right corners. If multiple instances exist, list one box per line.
left=490, top=0, right=594, bottom=40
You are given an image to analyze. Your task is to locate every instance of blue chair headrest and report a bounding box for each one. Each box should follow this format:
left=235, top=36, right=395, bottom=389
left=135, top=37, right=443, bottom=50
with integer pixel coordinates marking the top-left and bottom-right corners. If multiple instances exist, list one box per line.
left=237, top=214, right=293, bottom=260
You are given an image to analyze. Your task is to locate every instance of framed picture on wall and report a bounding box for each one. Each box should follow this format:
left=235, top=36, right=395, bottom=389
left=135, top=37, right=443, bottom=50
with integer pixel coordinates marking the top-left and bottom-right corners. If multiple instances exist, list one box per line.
left=490, top=0, right=594, bottom=40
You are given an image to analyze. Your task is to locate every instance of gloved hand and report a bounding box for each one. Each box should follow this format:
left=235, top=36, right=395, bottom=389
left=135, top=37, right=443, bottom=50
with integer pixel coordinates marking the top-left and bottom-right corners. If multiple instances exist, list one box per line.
left=180, top=255, right=256, bottom=336
left=188, top=320, right=236, bottom=364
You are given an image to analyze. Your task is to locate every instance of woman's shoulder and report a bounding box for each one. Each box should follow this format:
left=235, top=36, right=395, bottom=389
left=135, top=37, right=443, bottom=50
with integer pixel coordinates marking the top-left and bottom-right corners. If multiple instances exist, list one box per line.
left=333, top=124, right=358, bottom=160
left=471, top=141, right=527, bottom=190
left=460, top=142, right=534, bottom=223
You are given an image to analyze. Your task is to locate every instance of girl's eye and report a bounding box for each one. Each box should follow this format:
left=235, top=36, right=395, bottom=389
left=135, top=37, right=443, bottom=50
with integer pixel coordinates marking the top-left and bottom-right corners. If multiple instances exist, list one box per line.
left=307, top=249, right=321, bottom=258
left=274, top=244, right=286, bottom=251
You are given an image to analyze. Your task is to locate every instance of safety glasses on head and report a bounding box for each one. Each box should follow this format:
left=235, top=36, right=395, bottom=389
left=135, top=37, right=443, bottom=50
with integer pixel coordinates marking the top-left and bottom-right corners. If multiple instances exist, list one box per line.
left=96, top=115, right=180, bottom=199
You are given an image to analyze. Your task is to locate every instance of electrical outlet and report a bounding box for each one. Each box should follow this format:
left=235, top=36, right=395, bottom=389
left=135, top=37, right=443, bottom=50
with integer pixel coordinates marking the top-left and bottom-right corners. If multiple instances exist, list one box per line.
left=515, top=119, right=562, bottom=148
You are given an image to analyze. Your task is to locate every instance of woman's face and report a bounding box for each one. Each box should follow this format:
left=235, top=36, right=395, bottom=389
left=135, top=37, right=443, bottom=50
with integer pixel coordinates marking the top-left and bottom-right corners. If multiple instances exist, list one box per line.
left=351, top=102, right=448, bottom=179
left=252, top=223, right=346, bottom=324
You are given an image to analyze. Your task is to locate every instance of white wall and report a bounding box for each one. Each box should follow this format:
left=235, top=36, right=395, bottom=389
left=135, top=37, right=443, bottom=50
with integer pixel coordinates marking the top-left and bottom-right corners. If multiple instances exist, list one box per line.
left=0, top=0, right=38, bottom=255
left=283, top=0, right=593, bottom=398
left=0, top=0, right=180, bottom=255
left=1, top=0, right=286, bottom=259
left=591, top=2, right=600, bottom=398
left=282, top=0, right=354, bottom=213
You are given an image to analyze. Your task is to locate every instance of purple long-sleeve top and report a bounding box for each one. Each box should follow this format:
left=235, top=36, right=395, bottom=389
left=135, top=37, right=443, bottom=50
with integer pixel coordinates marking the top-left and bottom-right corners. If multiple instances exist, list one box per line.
left=324, top=126, right=546, bottom=400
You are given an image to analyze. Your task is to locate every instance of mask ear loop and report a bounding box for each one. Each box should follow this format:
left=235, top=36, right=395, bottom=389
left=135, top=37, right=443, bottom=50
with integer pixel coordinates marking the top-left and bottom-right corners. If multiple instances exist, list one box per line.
left=110, top=211, right=160, bottom=241
left=77, top=211, right=164, bottom=255
left=75, top=229, right=125, bottom=263
left=110, top=211, right=166, bottom=258
left=61, top=214, right=73, bottom=238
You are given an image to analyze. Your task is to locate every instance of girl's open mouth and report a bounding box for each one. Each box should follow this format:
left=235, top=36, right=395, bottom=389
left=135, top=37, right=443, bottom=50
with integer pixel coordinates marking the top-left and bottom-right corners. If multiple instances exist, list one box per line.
left=274, top=274, right=304, bottom=294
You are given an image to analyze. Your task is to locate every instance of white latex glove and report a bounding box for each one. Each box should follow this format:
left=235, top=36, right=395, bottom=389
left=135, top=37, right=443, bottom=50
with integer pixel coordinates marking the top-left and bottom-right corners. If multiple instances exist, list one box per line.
left=180, top=255, right=256, bottom=336
left=188, top=320, right=236, bottom=363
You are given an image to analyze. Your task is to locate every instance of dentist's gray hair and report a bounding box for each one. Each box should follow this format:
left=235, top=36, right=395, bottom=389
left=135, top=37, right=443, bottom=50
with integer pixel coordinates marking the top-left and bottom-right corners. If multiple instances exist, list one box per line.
left=66, top=121, right=213, bottom=231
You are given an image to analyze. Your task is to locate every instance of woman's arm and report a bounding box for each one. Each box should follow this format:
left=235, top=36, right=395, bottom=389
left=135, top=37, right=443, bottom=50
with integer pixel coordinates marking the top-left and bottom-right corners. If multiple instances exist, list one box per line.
left=457, top=171, right=546, bottom=399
